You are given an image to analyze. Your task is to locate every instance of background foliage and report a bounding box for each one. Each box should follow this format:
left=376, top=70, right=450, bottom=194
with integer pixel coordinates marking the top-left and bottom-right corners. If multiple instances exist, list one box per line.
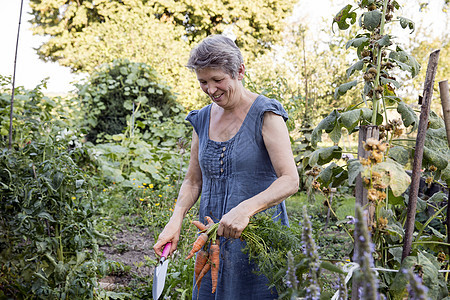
left=2, top=0, right=450, bottom=298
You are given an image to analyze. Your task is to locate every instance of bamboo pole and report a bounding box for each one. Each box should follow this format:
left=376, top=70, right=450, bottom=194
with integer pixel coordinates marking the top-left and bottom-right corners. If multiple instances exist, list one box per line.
left=402, top=49, right=440, bottom=261
left=9, top=0, right=25, bottom=149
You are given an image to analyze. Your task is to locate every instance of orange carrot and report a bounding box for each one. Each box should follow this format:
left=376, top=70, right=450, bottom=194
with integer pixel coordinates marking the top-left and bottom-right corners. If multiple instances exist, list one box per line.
left=210, top=239, right=220, bottom=293
left=205, top=216, right=215, bottom=226
left=186, top=232, right=208, bottom=260
left=196, top=261, right=211, bottom=288
left=194, top=249, right=209, bottom=281
left=191, top=220, right=207, bottom=231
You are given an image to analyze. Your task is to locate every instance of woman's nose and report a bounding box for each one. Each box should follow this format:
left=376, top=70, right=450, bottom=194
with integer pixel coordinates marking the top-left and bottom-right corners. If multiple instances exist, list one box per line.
left=207, top=85, right=217, bottom=95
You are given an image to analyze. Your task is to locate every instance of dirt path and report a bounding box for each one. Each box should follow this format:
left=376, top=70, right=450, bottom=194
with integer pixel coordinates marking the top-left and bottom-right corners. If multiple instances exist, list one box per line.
left=98, top=225, right=157, bottom=290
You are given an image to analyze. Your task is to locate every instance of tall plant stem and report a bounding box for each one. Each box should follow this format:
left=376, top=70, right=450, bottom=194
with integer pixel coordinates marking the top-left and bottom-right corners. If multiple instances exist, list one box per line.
left=9, top=0, right=25, bottom=149
left=371, top=0, right=389, bottom=125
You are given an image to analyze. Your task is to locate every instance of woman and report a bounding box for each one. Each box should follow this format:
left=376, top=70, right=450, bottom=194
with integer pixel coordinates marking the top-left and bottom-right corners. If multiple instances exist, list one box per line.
left=153, top=35, right=299, bottom=299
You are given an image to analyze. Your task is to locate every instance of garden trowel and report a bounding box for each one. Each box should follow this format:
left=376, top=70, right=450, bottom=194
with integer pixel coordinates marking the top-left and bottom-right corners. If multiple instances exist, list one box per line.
left=153, top=242, right=172, bottom=300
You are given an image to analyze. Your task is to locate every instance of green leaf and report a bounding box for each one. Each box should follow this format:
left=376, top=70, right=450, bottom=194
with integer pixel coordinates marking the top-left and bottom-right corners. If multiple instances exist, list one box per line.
left=37, top=211, right=56, bottom=222
left=328, top=123, right=342, bottom=144
left=388, top=146, right=410, bottom=166
left=377, top=34, right=392, bottom=47
left=389, top=256, right=416, bottom=298
left=340, top=109, right=362, bottom=131
left=368, top=158, right=411, bottom=197
left=398, top=16, right=415, bottom=33
left=317, top=162, right=336, bottom=186
left=347, top=159, right=362, bottom=185
left=123, top=100, right=133, bottom=110
left=363, top=10, right=382, bottom=31
left=427, top=191, right=447, bottom=203
left=139, top=163, right=158, bottom=174
left=417, top=251, right=439, bottom=288
left=75, top=179, right=85, bottom=189
left=136, top=95, right=148, bottom=104
left=345, top=35, right=370, bottom=49
left=387, top=188, right=405, bottom=206
left=380, top=76, right=400, bottom=89
left=397, top=101, right=418, bottom=132
left=423, top=146, right=448, bottom=170
left=389, top=47, right=421, bottom=78
left=311, top=110, right=340, bottom=147
left=429, top=110, right=445, bottom=129
left=51, top=172, right=64, bottom=191
left=319, top=261, right=345, bottom=274
left=333, top=5, right=357, bottom=31
left=346, top=60, right=365, bottom=78
left=334, top=80, right=358, bottom=99
left=307, top=146, right=342, bottom=166
left=424, top=127, right=450, bottom=171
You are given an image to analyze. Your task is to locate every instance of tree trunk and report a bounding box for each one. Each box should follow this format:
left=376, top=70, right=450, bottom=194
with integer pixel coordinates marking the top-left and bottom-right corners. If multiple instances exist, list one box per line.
left=352, top=124, right=379, bottom=300
left=402, top=49, right=440, bottom=261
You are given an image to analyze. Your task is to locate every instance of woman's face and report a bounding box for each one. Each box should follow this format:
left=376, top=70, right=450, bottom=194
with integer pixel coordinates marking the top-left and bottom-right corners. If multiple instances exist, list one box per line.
left=196, top=67, right=243, bottom=107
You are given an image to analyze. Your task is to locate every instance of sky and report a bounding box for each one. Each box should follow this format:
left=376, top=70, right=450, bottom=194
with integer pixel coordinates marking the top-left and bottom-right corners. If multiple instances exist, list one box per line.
left=0, top=0, right=447, bottom=95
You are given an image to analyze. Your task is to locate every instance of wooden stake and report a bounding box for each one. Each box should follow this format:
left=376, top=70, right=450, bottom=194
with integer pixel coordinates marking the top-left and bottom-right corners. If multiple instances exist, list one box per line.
left=352, top=124, right=379, bottom=300
left=438, top=80, right=450, bottom=260
left=402, top=49, right=440, bottom=261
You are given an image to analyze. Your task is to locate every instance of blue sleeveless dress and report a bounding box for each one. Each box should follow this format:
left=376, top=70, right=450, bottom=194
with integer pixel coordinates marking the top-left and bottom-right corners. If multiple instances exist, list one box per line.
left=186, top=95, right=289, bottom=300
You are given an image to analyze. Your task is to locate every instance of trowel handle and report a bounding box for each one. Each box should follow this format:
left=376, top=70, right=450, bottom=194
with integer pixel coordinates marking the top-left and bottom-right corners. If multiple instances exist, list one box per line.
left=161, top=242, right=172, bottom=259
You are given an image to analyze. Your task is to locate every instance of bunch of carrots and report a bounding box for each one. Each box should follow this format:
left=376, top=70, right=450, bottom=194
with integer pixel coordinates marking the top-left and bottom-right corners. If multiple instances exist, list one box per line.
left=186, top=212, right=303, bottom=295
left=185, top=216, right=221, bottom=293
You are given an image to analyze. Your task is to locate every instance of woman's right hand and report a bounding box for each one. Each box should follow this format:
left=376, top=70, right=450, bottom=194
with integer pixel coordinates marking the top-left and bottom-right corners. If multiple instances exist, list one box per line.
left=153, top=218, right=183, bottom=257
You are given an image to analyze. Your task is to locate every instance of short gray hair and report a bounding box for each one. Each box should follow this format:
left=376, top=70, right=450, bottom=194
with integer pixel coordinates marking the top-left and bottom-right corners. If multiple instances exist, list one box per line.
left=186, top=35, right=244, bottom=79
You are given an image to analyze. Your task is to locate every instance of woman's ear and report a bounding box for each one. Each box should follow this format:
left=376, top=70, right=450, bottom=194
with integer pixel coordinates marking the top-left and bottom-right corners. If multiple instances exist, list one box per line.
left=237, top=64, right=245, bottom=80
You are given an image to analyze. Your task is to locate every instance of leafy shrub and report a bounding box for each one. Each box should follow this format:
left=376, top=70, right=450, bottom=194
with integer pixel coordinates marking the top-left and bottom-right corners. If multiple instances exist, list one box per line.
left=77, top=59, right=181, bottom=143
left=0, top=79, right=106, bottom=299
left=0, top=142, right=106, bottom=299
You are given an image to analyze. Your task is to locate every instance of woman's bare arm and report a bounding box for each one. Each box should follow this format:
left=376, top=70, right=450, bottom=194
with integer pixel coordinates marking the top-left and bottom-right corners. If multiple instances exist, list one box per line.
left=153, top=130, right=203, bottom=256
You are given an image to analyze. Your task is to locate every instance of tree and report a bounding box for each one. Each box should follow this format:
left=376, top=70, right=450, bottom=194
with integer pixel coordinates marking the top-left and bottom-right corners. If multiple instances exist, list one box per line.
left=29, top=0, right=297, bottom=109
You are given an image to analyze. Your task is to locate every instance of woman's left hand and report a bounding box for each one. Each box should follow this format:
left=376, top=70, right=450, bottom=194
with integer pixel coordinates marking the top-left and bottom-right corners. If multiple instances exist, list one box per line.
left=217, top=206, right=250, bottom=239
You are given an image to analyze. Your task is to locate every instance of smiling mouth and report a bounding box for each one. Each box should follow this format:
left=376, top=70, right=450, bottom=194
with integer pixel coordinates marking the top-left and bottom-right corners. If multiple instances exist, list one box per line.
left=212, top=94, right=223, bottom=100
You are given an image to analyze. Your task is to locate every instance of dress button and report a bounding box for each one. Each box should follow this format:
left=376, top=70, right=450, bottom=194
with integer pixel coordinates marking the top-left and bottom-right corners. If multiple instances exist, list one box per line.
left=220, top=168, right=224, bottom=173
left=220, top=160, right=223, bottom=165
left=221, top=153, right=224, bottom=158
left=222, top=147, right=226, bottom=152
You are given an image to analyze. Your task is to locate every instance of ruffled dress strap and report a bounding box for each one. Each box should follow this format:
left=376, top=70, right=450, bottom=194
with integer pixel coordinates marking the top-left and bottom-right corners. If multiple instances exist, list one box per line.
left=257, top=96, right=288, bottom=122
left=185, top=104, right=212, bottom=138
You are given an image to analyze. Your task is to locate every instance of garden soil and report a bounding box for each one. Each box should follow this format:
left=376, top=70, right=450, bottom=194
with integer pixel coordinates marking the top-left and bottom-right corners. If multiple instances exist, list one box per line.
left=98, top=224, right=157, bottom=290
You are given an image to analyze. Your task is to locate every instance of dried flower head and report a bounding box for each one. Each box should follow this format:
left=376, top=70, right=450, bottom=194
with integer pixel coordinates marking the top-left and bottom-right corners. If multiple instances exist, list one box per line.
left=312, top=180, right=321, bottom=190
left=437, top=252, right=447, bottom=263
left=429, top=165, right=437, bottom=172
left=390, top=118, right=403, bottom=127
left=361, top=158, right=371, bottom=166
left=377, top=216, right=388, bottom=231
left=364, top=138, right=380, bottom=151
left=368, top=188, right=379, bottom=203
left=393, top=127, right=404, bottom=138
left=370, top=150, right=383, bottom=164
